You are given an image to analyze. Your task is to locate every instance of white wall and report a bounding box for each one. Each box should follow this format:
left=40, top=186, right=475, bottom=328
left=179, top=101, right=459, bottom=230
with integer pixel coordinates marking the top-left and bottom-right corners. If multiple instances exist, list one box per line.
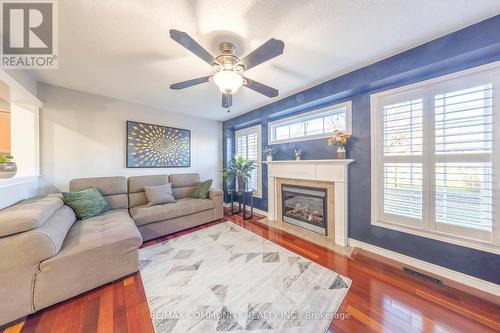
left=11, top=103, right=39, bottom=177
left=0, top=69, right=40, bottom=209
left=38, top=83, right=222, bottom=193
left=5, top=69, right=37, bottom=97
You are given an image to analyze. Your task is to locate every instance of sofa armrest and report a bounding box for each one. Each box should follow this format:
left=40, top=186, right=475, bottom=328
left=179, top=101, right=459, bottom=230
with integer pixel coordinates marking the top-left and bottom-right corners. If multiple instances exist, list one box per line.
left=208, top=188, right=223, bottom=199
left=208, top=189, right=224, bottom=220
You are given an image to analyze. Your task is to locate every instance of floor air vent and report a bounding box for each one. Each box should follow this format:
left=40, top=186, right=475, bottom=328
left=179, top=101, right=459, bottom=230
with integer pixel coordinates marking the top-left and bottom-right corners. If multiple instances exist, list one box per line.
left=403, top=267, right=443, bottom=285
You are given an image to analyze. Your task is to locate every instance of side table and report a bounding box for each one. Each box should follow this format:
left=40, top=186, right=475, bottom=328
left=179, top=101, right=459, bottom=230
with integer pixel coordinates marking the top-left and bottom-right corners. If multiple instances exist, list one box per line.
left=228, top=189, right=253, bottom=220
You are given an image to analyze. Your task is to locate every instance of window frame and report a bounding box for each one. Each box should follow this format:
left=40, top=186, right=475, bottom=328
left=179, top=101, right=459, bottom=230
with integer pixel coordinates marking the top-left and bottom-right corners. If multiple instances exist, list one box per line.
left=267, top=101, right=352, bottom=145
left=371, top=62, right=500, bottom=255
left=235, top=124, right=262, bottom=198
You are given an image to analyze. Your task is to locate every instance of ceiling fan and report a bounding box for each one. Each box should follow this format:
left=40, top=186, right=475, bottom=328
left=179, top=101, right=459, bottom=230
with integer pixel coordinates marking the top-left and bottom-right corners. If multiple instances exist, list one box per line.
left=169, top=29, right=285, bottom=108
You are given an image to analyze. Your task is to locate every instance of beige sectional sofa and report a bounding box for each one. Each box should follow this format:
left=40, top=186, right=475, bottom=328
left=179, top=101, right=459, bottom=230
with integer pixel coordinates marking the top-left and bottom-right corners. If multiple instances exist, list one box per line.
left=128, top=174, right=223, bottom=241
left=0, top=173, right=223, bottom=326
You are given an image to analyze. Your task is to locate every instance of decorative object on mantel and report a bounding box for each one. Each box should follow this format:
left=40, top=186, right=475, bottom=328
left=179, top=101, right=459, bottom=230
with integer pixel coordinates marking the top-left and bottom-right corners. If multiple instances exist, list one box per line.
left=126, top=121, right=190, bottom=168
left=263, top=146, right=276, bottom=162
left=0, top=154, right=16, bottom=178
left=328, top=129, right=352, bottom=159
left=294, top=148, right=303, bottom=160
left=223, top=156, right=256, bottom=192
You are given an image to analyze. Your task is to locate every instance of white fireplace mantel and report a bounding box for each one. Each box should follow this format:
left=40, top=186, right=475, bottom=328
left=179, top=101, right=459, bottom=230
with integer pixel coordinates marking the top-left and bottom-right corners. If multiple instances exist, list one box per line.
left=264, top=159, right=354, bottom=247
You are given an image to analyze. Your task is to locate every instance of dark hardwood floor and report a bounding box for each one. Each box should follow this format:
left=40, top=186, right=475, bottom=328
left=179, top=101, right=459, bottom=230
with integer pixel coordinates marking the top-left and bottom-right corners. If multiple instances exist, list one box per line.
left=2, top=210, right=499, bottom=333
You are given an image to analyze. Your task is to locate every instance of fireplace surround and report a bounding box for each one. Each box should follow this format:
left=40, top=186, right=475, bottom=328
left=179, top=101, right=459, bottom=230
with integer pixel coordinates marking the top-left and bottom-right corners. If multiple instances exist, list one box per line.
left=264, top=159, right=354, bottom=247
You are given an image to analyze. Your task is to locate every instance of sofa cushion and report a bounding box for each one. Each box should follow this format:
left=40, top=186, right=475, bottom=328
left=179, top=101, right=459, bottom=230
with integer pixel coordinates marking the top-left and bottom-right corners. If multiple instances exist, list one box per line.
left=169, top=173, right=200, bottom=187
left=34, top=209, right=142, bottom=311
left=0, top=195, right=63, bottom=237
left=130, top=198, right=215, bottom=226
left=169, top=173, right=199, bottom=199
left=0, top=205, right=76, bottom=271
left=145, top=183, right=176, bottom=205
left=70, top=176, right=128, bottom=210
left=40, top=209, right=142, bottom=263
left=128, top=174, right=169, bottom=208
left=62, top=186, right=109, bottom=220
left=192, top=179, right=212, bottom=199
left=172, top=186, right=196, bottom=200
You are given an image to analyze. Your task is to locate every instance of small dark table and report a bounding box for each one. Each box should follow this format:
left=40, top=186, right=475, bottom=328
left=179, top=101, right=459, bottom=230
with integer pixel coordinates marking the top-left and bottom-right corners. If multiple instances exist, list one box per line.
left=228, top=189, right=253, bottom=220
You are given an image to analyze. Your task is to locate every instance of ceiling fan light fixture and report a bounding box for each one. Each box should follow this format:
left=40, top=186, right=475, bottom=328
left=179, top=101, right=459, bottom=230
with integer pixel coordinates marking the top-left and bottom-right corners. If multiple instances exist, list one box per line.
left=169, top=29, right=284, bottom=108
left=213, top=70, right=243, bottom=94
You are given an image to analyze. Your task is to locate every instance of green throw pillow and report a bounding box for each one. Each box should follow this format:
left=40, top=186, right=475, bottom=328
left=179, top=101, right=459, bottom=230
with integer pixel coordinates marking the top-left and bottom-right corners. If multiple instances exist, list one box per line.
left=62, top=186, right=109, bottom=220
left=192, top=179, right=212, bottom=199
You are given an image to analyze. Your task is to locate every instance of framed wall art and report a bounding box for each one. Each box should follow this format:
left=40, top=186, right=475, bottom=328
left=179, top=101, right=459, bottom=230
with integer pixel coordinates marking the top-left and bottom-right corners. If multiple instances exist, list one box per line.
left=126, top=121, right=191, bottom=168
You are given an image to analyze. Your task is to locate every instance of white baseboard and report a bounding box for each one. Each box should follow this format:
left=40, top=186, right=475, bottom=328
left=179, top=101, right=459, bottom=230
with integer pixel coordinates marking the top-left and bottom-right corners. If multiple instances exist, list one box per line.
left=348, top=238, right=500, bottom=297
left=251, top=207, right=269, bottom=217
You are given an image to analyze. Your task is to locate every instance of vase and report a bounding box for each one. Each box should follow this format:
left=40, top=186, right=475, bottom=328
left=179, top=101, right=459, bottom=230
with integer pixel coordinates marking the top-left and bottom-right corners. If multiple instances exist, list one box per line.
left=235, top=178, right=245, bottom=192
left=266, top=155, right=273, bottom=162
left=0, top=162, right=17, bottom=178
left=336, top=147, right=346, bottom=159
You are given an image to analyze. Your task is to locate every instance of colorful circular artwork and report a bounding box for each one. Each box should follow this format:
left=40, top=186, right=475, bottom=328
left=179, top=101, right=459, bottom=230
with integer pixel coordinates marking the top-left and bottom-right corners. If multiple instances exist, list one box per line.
left=127, top=121, right=190, bottom=167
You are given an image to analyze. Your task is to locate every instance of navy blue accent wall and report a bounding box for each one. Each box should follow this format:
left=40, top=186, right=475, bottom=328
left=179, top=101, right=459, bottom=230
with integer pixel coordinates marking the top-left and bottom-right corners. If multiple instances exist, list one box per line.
left=223, top=15, right=500, bottom=283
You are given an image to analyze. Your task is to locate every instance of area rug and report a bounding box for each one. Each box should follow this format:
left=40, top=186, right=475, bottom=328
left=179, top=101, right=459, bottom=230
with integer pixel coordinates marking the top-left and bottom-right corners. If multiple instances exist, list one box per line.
left=139, top=222, right=351, bottom=333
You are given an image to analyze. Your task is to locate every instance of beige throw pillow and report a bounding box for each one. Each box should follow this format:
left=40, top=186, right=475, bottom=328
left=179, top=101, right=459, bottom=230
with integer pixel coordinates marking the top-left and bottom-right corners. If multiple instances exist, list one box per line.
left=144, top=183, right=176, bottom=205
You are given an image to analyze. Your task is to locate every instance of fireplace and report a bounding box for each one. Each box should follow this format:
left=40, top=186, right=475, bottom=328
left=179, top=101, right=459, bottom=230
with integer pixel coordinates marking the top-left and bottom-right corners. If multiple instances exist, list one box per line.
left=281, top=184, right=327, bottom=235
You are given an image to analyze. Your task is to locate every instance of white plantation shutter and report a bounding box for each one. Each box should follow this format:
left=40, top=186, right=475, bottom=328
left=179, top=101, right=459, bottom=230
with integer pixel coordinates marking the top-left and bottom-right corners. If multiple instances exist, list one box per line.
left=434, top=84, right=493, bottom=239
left=235, top=125, right=262, bottom=197
left=435, top=85, right=492, bottom=154
left=236, top=135, right=247, bottom=159
left=380, top=96, right=424, bottom=226
left=373, top=66, right=499, bottom=248
left=384, top=163, right=423, bottom=220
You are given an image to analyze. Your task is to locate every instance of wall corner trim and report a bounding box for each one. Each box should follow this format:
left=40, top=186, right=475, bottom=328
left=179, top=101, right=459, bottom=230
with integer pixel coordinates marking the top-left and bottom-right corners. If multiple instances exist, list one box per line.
left=348, top=238, right=500, bottom=298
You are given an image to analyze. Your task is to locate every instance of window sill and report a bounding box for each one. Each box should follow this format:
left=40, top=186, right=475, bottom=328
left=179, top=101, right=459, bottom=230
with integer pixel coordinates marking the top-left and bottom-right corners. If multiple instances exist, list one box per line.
left=0, top=176, right=38, bottom=188
left=372, top=219, right=499, bottom=255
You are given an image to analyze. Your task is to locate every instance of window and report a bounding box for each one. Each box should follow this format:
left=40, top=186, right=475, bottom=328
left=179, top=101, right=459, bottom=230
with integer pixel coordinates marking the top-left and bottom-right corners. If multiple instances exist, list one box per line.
left=371, top=63, right=500, bottom=252
left=235, top=125, right=262, bottom=197
left=268, top=101, right=351, bottom=144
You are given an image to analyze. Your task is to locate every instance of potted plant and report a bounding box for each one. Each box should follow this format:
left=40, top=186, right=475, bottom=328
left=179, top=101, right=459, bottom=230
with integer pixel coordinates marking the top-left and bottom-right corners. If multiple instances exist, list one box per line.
left=223, top=156, right=256, bottom=192
left=263, top=146, right=276, bottom=162
left=0, top=154, right=17, bottom=178
left=327, top=130, right=352, bottom=159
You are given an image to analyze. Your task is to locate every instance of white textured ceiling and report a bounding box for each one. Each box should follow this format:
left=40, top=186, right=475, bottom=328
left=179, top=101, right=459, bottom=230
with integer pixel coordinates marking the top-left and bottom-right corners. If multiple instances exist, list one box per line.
left=31, top=0, right=500, bottom=121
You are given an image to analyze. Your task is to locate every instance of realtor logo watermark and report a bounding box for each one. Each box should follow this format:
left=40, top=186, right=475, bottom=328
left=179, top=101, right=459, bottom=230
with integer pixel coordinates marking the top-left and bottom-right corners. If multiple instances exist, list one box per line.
left=1, top=0, right=58, bottom=68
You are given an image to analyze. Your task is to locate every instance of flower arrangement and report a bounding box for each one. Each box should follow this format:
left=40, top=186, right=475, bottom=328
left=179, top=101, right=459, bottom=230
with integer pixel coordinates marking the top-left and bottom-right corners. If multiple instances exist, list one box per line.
left=263, top=146, right=276, bottom=159
left=263, top=146, right=277, bottom=162
left=327, top=130, right=352, bottom=149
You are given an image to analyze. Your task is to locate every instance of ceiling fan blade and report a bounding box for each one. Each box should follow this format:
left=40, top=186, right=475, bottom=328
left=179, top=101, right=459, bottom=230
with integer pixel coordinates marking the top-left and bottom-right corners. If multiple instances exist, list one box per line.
left=237, top=38, right=284, bottom=71
left=169, top=29, right=218, bottom=66
left=244, top=78, right=278, bottom=98
left=222, top=93, right=233, bottom=108
left=170, top=76, right=211, bottom=90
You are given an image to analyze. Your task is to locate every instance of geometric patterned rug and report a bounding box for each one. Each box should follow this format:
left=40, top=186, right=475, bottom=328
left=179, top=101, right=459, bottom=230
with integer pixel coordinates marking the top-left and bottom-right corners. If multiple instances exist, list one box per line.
left=139, top=222, right=351, bottom=332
